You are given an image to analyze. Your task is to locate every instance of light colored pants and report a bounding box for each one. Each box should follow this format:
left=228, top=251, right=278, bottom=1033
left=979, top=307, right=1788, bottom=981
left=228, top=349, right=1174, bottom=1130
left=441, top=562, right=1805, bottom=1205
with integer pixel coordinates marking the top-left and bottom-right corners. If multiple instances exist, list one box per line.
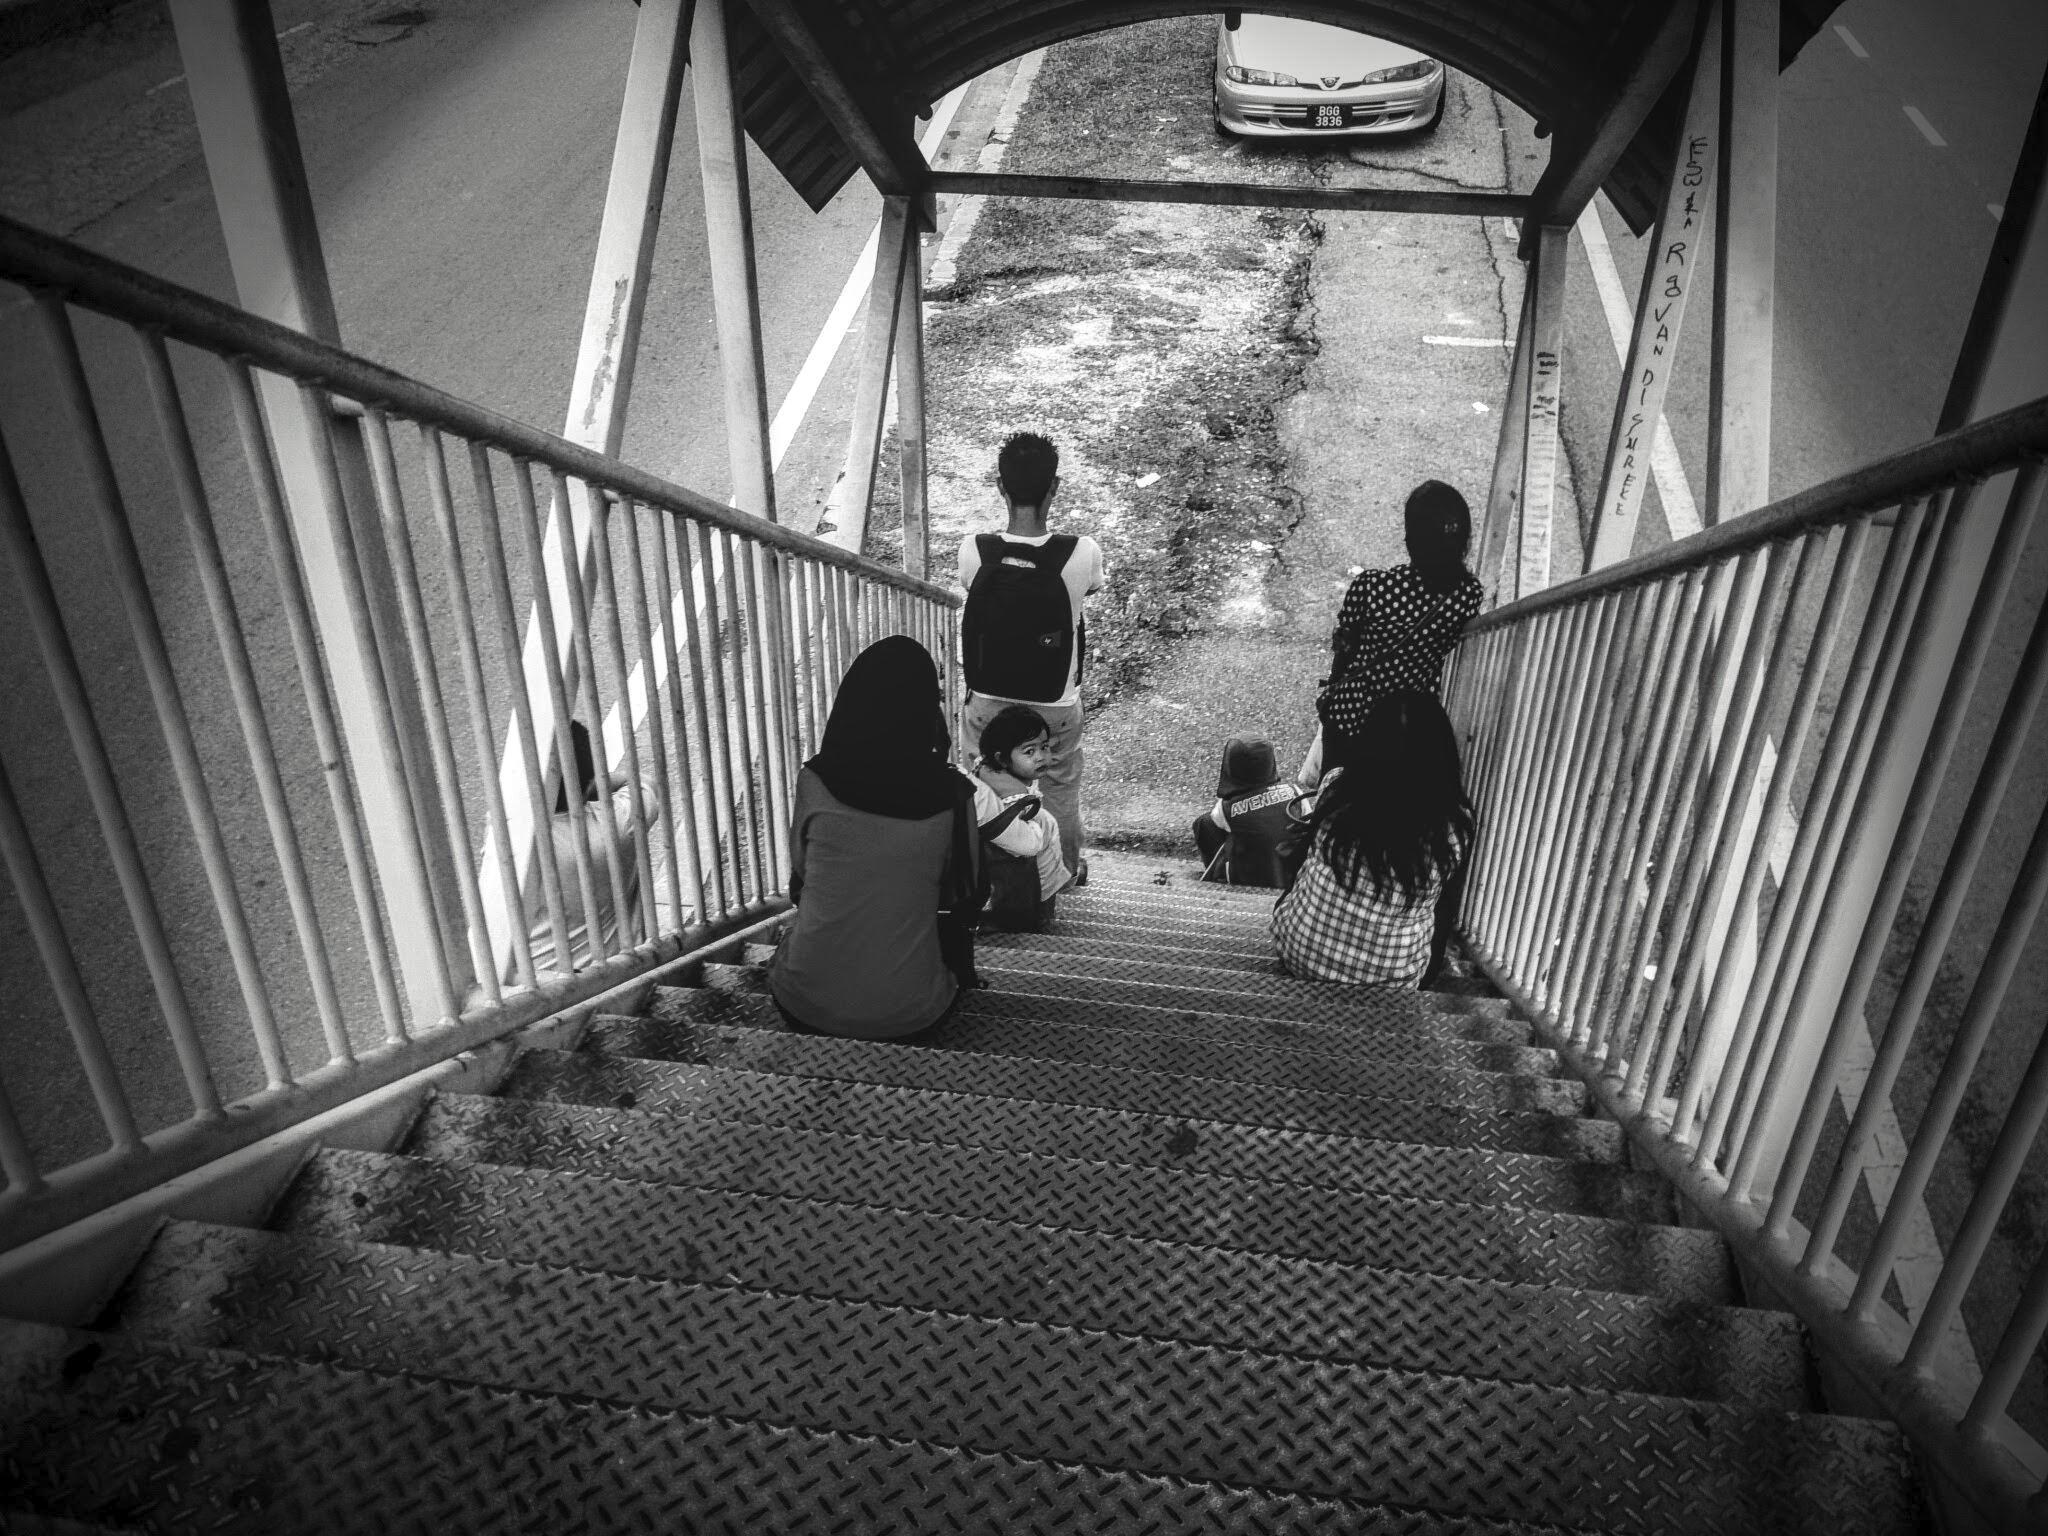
left=963, top=693, right=1085, bottom=872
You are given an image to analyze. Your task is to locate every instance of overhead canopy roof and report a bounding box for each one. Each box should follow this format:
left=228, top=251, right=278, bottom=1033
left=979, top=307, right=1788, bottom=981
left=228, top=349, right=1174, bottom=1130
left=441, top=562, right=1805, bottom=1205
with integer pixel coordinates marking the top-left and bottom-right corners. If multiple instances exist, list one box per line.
left=724, top=0, right=1839, bottom=233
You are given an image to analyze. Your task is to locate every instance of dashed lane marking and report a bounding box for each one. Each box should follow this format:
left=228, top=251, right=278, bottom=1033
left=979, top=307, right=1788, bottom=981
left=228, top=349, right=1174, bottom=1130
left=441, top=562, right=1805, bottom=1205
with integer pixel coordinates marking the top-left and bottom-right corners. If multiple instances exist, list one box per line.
left=1833, top=23, right=1869, bottom=59
left=1902, top=105, right=1947, bottom=148
left=1422, top=336, right=1511, bottom=347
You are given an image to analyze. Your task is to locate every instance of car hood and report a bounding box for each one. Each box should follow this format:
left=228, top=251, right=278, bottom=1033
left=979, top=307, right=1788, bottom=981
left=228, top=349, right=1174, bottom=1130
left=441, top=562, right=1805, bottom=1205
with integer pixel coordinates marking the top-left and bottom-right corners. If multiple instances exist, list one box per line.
left=1224, top=16, right=1430, bottom=79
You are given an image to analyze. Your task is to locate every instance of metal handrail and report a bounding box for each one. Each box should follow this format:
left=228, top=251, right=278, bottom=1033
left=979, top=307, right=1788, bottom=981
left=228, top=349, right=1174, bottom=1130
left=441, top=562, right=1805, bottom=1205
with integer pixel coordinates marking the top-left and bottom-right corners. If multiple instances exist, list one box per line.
left=1447, top=408, right=2048, bottom=1533
left=1468, top=393, right=2048, bottom=632
left=0, top=214, right=959, bottom=609
left=0, top=214, right=960, bottom=1251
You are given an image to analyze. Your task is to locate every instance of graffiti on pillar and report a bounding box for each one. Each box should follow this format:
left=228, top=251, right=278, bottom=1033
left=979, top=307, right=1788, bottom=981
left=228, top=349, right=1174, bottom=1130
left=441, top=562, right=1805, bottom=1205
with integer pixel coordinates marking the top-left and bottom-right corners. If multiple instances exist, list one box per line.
left=1588, top=11, right=1721, bottom=574
left=1519, top=346, right=1563, bottom=595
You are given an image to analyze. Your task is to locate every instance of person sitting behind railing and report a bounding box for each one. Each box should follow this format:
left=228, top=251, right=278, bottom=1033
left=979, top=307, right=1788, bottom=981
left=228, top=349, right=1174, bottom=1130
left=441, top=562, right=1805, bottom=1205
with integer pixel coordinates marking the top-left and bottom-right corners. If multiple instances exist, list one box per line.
left=1271, top=691, right=1473, bottom=987
left=769, top=636, right=985, bottom=1039
left=523, top=718, right=650, bottom=971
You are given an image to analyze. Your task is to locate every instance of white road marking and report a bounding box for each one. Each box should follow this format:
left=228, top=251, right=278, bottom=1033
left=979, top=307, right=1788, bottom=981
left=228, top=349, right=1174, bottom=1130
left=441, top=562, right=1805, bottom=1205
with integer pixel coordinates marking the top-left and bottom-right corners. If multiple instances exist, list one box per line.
left=276, top=21, right=313, bottom=40
left=146, top=74, right=186, bottom=95
left=1903, top=104, right=1947, bottom=147
left=1833, top=23, right=1869, bottom=58
left=1422, top=335, right=1510, bottom=346
left=1571, top=199, right=1701, bottom=536
left=1990, top=202, right=2006, bottom=221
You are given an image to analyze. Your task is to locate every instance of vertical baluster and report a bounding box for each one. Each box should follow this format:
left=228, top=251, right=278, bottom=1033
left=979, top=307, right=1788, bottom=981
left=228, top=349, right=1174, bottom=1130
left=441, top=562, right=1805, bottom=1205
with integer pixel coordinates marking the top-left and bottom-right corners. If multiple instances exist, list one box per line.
left=1510, top=596, right=1615, bottom=982
left=1631, top=544, right=1796, bottom=1107
left=1477, top=608, right=1570, bottom=951
left=692, top=520, right=757, bottom=901
left=0, top=750, right=140, bottom=1159
left=1774, top=463, right=2046, bottom=1250
left=1693, top=512, right=1901, bottom=1168
left=1959, top=1105, right=2048, bottom=1432
left=1907, top=999, right=2048, bottom=1396
left=1641, top=534, right=1817, bottom=1116
left=658, top=507, right=730, bottom=923
left=736, top=537, right=792, bottom=887
left=1466, top=619, right=1541, bottom=949
left=360, top=406, right=498, bottom=1007
left=469, top=446, right=577, bottom=969
left=616, top=498, right=698, bottom=933
left=36, top=298, right=292, bottom=1076
left=1539, top=587, right=1650, bottom=1021
left=1559, top=577, right=1682, bottom=1034
left=722, top=529, right=774, bottom=901
left=1608, top=553, right=1763, bottom=1079
left=585, top=491, right=660, bottom=947
left=509, top=464, right=607, bottom=963
left=143, top=333, right=359, bottom=1040
left=1803, top=489, right=2048, bottom=1268
left=417, top=425, right=533, bottom=989
left=1582, top=568, right=1712, bottom=1059
left=545, top=473, right=636, bottom=952
left=1724, top=494, right=1947, bottom=1195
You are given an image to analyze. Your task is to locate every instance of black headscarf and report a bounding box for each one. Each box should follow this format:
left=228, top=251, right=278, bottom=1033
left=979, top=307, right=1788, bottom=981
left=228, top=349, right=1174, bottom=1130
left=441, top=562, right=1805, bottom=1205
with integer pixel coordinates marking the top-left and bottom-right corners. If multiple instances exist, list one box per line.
left=807, top=636, right=961, bottom=820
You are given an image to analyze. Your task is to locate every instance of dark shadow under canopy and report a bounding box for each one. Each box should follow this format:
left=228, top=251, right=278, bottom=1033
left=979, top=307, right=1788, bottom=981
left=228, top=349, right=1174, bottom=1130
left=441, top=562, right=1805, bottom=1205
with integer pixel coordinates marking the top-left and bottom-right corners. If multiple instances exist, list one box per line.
left=722, top=0, right=1839, bottom=232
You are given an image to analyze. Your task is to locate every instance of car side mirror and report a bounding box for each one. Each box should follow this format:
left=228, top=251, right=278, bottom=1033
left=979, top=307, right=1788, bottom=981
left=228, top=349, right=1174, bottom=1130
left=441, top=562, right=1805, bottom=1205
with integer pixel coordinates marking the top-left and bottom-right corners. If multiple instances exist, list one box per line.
left=1223, top=10, right=1242, bottom=30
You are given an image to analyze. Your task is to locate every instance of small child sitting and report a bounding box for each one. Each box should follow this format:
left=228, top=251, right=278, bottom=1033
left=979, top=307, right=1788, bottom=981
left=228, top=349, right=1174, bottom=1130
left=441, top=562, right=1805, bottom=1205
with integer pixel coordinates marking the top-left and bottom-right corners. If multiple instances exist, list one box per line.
left=1194, top=736, right=1304, bottom=888
left=972, top=705, right=1072, bottom=925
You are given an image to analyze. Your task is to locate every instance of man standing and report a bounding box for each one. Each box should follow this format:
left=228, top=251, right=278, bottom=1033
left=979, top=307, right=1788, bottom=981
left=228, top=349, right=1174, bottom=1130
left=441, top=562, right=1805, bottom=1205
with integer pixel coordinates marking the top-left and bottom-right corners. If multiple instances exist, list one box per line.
left=959, top=432, right=1105, bottom=882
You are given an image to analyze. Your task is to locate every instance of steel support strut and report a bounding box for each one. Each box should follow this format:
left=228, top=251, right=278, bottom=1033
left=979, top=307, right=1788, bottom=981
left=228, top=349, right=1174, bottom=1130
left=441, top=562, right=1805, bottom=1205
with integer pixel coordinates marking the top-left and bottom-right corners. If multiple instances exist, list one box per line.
left=167, top=0, right=462, bottom=1024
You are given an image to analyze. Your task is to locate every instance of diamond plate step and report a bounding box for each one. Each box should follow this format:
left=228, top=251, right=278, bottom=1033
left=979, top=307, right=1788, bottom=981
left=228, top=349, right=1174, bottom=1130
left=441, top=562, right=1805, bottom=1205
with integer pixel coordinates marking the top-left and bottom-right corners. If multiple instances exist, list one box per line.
left=704, top=959, right=1547, bottom=1069
left=103, top=1222, right=1903, bottom=1536
left=407, top=1093, right=1734, bottom=1301
left=617, top=1002, right=1620, bottom=1161
left=502, top=1049, right=1672, bottom=1222
left=745, top=933, right=1519, bottom=1026
left=979, top=931, right=1516, bottom=1017
left=0, top=1321, right=1526, bottom=1536
left=273, top=1149, right=1809, bottom=1408
left=696, top=970, right=1579, bottom=1115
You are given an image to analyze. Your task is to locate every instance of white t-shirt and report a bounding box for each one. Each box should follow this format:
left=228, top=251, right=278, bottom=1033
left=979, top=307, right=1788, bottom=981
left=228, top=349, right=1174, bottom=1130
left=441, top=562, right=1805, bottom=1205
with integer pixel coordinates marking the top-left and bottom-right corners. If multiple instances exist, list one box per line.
left=957, top=530, right=1107, bottom=708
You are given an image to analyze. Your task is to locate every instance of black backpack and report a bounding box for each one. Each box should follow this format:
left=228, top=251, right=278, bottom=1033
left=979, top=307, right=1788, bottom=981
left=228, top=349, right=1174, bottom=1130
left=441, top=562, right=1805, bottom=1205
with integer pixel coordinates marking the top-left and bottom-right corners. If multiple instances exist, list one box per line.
left=962, top=534, right=1082, bottom=702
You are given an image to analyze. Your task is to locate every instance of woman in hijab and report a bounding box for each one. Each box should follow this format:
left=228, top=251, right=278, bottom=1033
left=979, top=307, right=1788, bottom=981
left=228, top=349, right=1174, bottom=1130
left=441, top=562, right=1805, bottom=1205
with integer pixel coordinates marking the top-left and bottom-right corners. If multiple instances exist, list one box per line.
left=770, top=635, right=983, bottom=1039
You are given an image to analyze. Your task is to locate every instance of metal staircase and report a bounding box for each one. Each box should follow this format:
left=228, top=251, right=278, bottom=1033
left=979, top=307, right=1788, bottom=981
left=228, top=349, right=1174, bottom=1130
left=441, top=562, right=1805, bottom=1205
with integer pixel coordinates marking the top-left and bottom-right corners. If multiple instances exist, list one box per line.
left=0, top=851, right=1925, bottom=1534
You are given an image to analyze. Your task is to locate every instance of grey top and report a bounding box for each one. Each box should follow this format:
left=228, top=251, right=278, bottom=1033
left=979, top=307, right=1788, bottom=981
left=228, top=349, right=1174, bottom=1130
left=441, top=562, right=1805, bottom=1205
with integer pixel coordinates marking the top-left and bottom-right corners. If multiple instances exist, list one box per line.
left=770, top=766, right=960, bottom=1039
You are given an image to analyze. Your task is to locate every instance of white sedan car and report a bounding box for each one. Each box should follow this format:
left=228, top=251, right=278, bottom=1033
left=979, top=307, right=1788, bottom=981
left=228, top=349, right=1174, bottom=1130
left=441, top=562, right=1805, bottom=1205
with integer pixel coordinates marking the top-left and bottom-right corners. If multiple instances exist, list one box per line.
left=1213, top=13, right=1446, bottom=138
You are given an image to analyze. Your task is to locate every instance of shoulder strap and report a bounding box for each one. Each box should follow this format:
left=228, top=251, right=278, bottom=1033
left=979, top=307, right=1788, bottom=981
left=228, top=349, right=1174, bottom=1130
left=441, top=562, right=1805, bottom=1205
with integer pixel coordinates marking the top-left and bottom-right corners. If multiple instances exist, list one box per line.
left=973, top=533, right=1005, bottom=565
left=980, top=796, right=1039, bottom=842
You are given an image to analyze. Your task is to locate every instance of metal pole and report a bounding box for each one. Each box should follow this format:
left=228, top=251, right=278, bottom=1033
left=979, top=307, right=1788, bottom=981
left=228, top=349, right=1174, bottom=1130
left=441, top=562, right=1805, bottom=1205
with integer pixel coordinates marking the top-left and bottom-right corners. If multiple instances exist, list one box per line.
left=168, top=0, right=462, bottom=986
left=1477, top=280, right=1536, bottom=605
left=691, top=0, right=776, bottom=522
left=1518, top=224, right=1571, bottom=597
left=1588, top=2, right=1720, bottom=567
left=826, top=196, right=914, bottom=555
left=1704, top=0, right=1778, bottom=525
left=896, top=224, right=933, bottom=579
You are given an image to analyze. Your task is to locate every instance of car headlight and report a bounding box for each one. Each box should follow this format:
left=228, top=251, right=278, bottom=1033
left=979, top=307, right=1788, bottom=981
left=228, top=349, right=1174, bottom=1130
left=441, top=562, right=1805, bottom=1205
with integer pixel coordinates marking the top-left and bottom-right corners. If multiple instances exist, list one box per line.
left=1224, top=65, right=1300, bottom=86
left=1358, top=60, right=1438, bottom=84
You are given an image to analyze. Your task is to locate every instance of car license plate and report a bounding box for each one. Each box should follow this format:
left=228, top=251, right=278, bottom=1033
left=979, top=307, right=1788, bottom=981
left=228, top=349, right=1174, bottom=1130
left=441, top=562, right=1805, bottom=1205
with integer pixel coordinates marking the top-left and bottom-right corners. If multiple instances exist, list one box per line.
left=1309, top=103, right=1347, bottom=129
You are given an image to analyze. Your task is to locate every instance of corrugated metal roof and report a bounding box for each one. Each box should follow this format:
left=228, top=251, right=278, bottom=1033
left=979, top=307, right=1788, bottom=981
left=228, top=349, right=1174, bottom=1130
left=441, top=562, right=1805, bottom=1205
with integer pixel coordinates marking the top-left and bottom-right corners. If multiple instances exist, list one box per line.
left=734, top=0, right=1840, bottom=232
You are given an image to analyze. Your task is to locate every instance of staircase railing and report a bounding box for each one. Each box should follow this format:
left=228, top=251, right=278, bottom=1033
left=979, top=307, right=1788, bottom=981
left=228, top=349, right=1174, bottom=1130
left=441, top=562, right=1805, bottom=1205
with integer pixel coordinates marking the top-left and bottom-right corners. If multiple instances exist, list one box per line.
left=1446, top=396, right=2048, bottom=1533
left=0, top=216, right=960, bottom=1252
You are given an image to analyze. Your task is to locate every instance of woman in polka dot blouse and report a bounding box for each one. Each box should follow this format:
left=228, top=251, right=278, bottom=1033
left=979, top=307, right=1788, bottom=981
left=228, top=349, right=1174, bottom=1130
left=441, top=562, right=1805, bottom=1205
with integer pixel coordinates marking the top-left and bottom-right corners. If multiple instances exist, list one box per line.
left=1296, top=480, right=1484, bottom=792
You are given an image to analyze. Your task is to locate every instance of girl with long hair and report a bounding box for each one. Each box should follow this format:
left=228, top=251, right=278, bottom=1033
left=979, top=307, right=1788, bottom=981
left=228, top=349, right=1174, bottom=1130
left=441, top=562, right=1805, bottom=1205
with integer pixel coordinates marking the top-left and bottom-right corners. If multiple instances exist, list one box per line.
left=770, top=636, right=983, bottom=1038
left=1273, top=691, right=1474, bottom=986
left=1297, top=479, right=1484, bottom=789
